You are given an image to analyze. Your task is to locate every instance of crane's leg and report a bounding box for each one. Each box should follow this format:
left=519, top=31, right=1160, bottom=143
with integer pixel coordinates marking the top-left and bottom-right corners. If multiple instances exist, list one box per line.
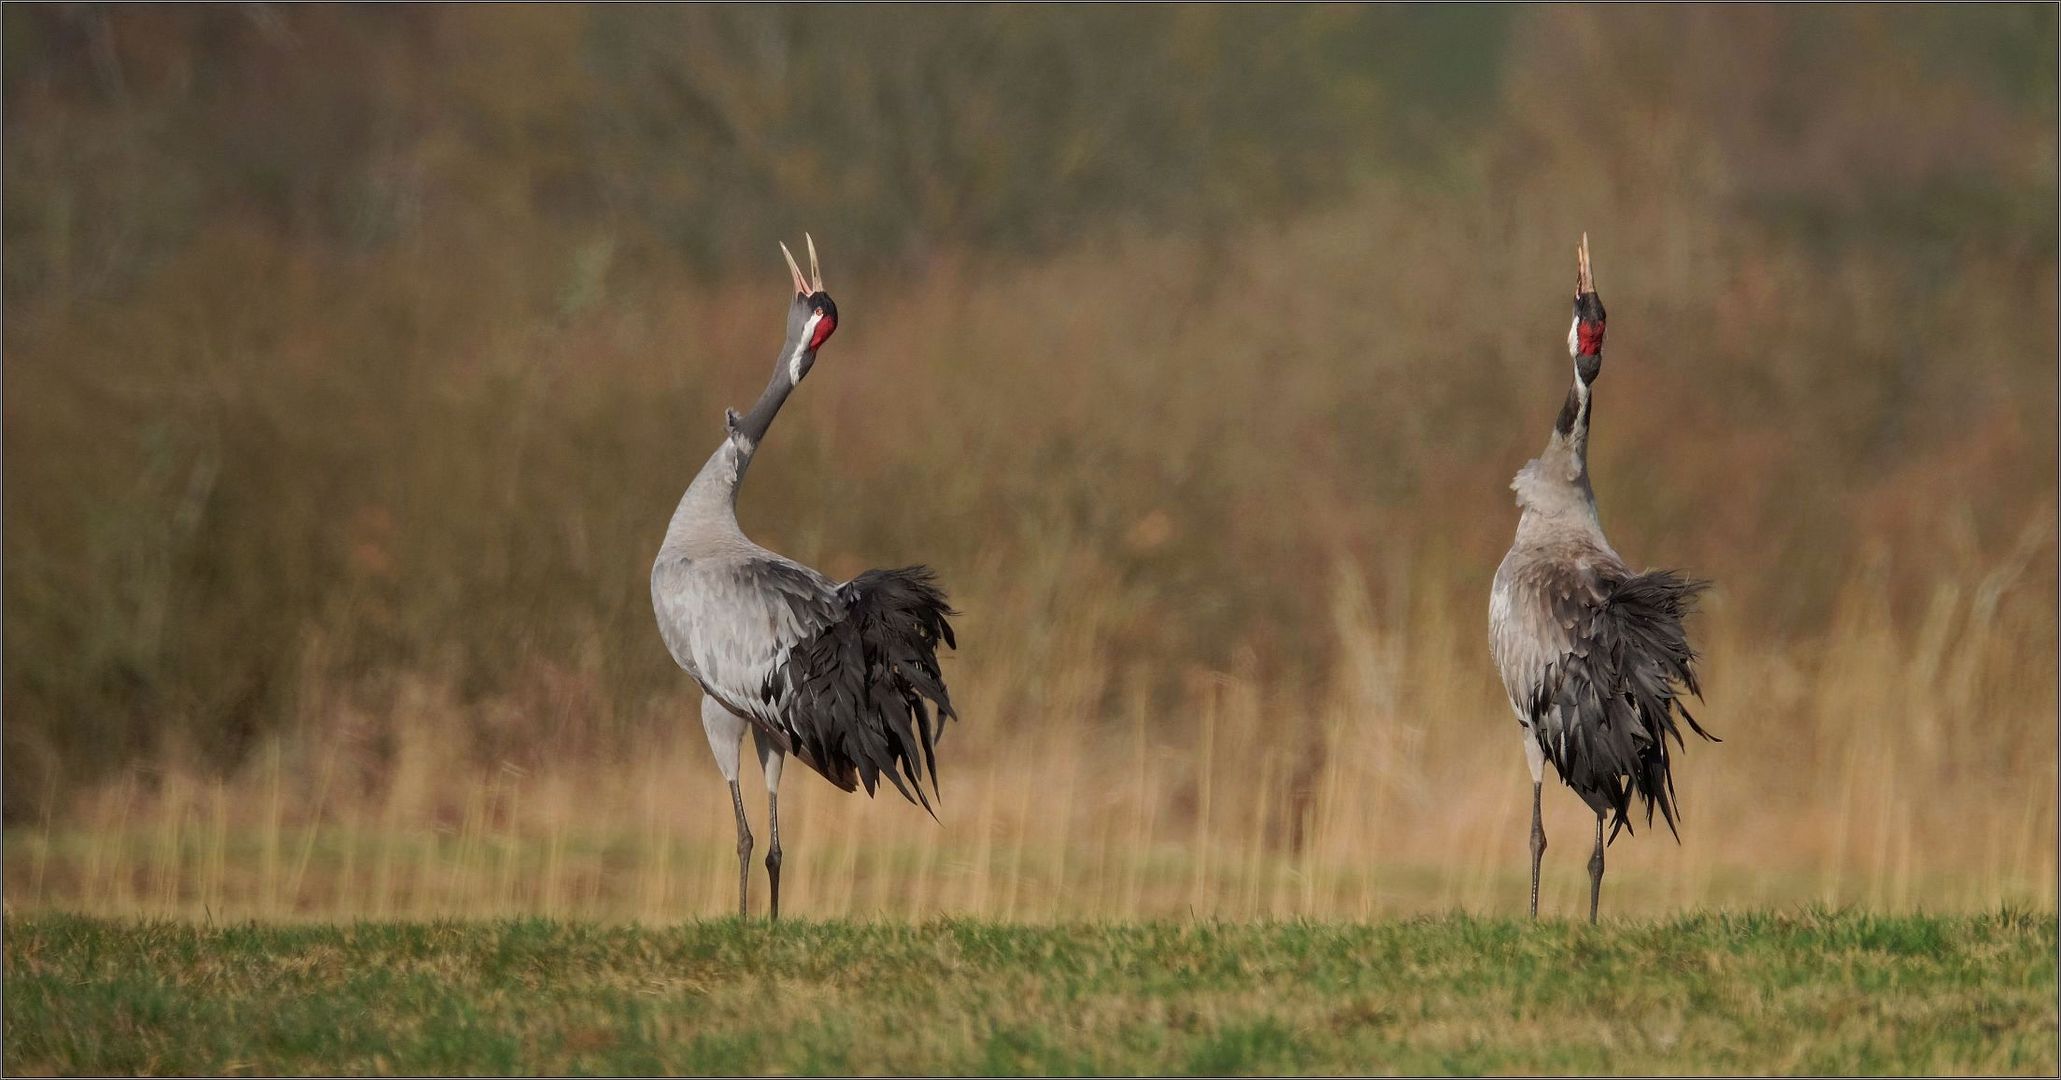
left=1586, top=811, right=1605, bottom=925
left=753, top=729, right=787, bottom=921
left=701, top=698, right=752, bottom=917
left=728, top=780, right=752, bottom=917
left=1530, top=781, right=1547, bottom=918
left=1522, top=728, right=1547, bottom=919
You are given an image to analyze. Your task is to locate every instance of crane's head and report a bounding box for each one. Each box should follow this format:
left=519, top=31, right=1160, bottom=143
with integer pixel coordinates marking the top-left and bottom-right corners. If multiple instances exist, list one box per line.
left=1566, top=232, right=1605, bottom=385
left=778, top=234, right=839, bottom=385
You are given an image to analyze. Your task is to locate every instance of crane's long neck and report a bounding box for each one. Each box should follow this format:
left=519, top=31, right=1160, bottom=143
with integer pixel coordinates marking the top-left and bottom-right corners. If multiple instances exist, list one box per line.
left=730, top=360, right=798, bottom=450
left=1512, top=260, right=1608, bottom=539
left=1551, top=358, right=1596, bottom=469
left=717, top=344, right=809, bottom=488
left=1510, top=328, right=1605, bottom=536
left=661, top=360, right=800, bottom=553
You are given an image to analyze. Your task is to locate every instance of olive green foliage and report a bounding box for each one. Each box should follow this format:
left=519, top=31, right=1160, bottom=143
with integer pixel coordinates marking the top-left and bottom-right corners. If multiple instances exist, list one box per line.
left=8, top=3, right=2054, bottom=787
left=1, top=4, right=1519, bottom=799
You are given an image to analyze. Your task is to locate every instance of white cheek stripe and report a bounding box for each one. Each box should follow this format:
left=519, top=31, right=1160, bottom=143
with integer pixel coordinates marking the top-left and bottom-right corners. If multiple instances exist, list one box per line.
left=790, top=312, right=822, bottom=384
left=1567, top=314, right=1581, bottom=359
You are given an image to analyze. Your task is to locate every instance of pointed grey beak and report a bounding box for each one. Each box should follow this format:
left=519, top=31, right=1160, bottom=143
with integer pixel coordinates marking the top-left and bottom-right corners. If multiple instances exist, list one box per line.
left=780, top=241, right=810, bottom=297
left=780, top=234, right=826, bottom=297
left=1576, top=232, right=1595, bottom=296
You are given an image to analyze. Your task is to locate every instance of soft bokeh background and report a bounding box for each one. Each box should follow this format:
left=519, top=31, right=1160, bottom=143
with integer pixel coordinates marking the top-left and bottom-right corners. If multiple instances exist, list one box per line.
left=4, top=5, right=2055, bottom=919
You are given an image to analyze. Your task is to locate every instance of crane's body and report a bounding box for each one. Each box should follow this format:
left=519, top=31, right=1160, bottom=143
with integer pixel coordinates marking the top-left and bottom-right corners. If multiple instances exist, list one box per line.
left=652, top=237, right=956, bottom=918
left=1489, top=235, right=1713, bottom=922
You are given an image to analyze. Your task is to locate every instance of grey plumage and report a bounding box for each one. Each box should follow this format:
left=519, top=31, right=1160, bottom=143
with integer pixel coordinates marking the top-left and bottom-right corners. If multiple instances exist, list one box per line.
left=1489, top=234, right=1713, bottom=921
left=652, top=541, right=837, bottom=751
left=651, top=236, right=958, bottom=917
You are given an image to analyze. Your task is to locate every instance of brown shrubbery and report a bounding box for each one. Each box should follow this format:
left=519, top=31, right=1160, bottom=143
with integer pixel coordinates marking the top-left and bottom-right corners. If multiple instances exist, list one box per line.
left=4, top=6, right=2053, bottom=916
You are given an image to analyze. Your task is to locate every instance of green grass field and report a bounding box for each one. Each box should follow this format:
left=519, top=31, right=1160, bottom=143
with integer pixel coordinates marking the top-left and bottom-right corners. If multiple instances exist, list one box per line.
left=4, top=911, right=2052, bottom=1075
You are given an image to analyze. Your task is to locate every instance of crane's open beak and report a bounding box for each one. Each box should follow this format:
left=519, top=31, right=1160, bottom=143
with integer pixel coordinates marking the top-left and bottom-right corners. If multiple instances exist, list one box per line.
left=1576, top=232, right=1595, bottom=297
left=780, top=241, right=809, bottom=296
left=779, top=234, right=826, bottom=297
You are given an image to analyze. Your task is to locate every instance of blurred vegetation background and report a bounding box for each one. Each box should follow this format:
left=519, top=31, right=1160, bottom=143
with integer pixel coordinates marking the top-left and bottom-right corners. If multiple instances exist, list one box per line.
left=3, top=5, right=2055, bottom=917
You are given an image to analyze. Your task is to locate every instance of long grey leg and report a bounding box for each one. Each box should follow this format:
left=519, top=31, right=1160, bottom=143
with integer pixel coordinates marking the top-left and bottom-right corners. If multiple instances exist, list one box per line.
left=729, top=779, right=753, bottom=917
left=1530, top=781, right=1547, bottom=919
left=1521, top=726, right=1547, bottom=919
left=754, top=730, right=786, bottom=921
left=765, top=792, right=783, bottom=919
left=1587, top=811, right=1605, bottom=925
left=701, top=698, right=751, bottom=918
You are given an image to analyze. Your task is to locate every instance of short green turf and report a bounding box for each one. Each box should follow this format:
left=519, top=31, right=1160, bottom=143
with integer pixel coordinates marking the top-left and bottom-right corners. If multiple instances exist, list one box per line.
left=4, top=911, right=2053, bottom=1075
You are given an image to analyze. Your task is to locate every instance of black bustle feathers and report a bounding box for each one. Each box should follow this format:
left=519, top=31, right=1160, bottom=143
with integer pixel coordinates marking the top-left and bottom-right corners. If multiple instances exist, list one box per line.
left=775, top=566, right=958, bottom=812
left=1530, top=568, right=1714, bottom=841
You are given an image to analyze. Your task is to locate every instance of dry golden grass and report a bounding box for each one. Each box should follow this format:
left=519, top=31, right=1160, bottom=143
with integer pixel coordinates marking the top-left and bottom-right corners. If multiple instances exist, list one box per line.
left=10, top=536, right=2052, bottom=921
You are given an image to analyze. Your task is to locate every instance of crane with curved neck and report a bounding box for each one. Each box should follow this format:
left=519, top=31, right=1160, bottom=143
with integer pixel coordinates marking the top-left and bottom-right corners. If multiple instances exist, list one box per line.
left=652, top=236, right=957, bottom=919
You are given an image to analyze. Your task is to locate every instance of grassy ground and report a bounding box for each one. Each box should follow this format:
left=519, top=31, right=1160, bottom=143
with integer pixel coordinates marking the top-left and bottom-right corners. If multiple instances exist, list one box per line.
left=4, top=911, right=2052, bottom=1075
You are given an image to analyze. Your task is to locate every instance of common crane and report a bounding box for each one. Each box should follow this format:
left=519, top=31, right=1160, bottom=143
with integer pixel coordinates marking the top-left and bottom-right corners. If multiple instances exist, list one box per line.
left=1489, top=235, right=1715, bottom=923
left=651, top=236, right=958, bottom=919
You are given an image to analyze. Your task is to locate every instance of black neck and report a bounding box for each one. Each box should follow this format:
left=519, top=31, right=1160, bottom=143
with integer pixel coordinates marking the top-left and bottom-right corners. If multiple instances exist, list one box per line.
left=1553, top=352, right=1600, bottom=447
left=1553, top=377, right=1588, bottom=438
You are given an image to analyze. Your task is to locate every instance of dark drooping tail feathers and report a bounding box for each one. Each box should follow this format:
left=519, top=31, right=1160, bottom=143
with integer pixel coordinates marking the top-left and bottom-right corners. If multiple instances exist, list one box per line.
left=770, top=566, right=958, bottom=812
left=1530, top=568, right=1715, bottom=842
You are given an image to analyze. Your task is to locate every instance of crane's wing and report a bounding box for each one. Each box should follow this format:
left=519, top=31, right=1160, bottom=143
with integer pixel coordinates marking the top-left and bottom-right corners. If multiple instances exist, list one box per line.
left=651, top=551, right=843, bottom=736
left=1491, top=554, right=1611, bottom=722
left=653, top=551, right=962, bottom=805
left=1492, top=553, right=1712, bottom=838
